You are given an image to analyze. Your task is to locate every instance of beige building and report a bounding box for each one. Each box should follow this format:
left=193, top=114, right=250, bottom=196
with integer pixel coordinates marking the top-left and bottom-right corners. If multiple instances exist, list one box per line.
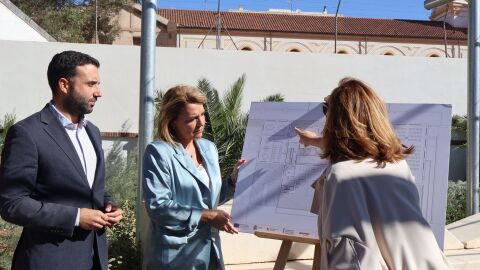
left=115, top=3, right=468, bottom=58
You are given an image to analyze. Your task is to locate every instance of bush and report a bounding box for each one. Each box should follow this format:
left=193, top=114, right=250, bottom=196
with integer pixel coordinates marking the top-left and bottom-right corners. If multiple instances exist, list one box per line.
left=451, top=115, right=467, bottom=132
left=0, top=113, right=15, bottom=160
left=0, top=220, right=21, bottom=270
left=0, top=113, right=18, bottom=269
left=107, top=200, right=140, bottom=270
left=446, top=181, right=467, bottom=224
left=105, top=139, right=138, bottom=205
left=104, top=135, right=140, bottom=269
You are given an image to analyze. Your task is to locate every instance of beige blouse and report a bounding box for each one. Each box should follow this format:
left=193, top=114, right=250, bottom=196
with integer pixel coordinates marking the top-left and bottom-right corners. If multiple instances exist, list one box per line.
left=311, top=159, right=451, bottom=270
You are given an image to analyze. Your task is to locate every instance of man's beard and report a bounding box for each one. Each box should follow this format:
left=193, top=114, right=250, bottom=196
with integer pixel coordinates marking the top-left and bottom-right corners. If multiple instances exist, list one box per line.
left=65, top=86, right=94, bottom=117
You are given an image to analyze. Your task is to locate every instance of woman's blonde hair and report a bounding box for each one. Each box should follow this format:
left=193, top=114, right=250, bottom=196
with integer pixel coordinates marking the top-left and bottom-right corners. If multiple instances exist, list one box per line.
left=321, top=77, right=414, bottom=164
left=156, top=85, right=206, bottom=145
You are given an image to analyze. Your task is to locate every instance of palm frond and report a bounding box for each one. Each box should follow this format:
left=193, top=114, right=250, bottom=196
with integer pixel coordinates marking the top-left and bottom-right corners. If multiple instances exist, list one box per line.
left=153, top=89, right=165, bottom=138
left=262, top=93, right=285, bottom=102
left=154, top=89, right=165, bottom=104
left=197, top=78, right=222, bottom=142
left=222, top=74, right=245, bottom=119
left=198, top=78, right=221, bottom=109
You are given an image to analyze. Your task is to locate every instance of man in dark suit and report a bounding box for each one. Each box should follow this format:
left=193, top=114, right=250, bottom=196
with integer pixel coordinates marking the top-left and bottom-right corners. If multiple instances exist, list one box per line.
left=0, top=51, right=123, bottom=270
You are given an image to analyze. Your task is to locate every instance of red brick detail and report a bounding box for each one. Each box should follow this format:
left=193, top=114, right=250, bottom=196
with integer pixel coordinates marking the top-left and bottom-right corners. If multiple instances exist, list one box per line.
left=101, top=131, right=138, bottom=138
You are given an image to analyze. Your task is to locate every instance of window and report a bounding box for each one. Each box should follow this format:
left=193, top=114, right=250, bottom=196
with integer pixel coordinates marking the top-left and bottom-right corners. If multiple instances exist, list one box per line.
left=241, top=46, right=252, bottom=51
left=133, top=37, right=141, bottom=46
left=337, top=50, right=348, bottom=54
left=289, top=48, right=300, bottom=52
left=383, top=52, right=394, bottom=56
left=429, top=54, right=440, bottom=57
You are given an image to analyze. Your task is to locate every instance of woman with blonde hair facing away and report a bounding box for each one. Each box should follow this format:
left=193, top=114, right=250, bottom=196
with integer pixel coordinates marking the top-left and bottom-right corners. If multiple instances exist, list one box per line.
left=142, top=85, right=245, bottom=270
left=295, top=78, right=450, bottom=270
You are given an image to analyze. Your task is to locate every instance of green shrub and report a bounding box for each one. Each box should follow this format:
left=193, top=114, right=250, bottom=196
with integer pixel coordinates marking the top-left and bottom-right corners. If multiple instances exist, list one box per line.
left=107, top=200, right=140, bottom=270
left=0, top=113, right=15, bottom=160
left=0, top=113, right=18, bottom=269
left=446, top=181, right=467, bottom=224
left=105, top=139, right=138, bottom=206
left=451, top=115, right=467, bottom=132
left=0, top=219, right=21, bottom=270
left=104, top=133, right=140, bottom=269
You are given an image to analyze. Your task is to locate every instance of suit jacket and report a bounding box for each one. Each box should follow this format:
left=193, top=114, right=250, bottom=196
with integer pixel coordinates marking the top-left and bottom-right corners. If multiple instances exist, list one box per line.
left=0, top=105, right=112, bottom=270
left=142, top=139, right=234, bottom=270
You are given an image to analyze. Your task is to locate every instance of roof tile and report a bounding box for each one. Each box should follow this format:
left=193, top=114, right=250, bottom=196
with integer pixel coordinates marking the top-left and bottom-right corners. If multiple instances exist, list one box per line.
left=157, top=9, right=467, bottom=40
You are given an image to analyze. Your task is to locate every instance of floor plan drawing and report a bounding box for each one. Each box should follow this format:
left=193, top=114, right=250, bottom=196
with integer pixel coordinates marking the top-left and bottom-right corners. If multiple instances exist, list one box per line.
left=231, top=102, right=452, bottom=246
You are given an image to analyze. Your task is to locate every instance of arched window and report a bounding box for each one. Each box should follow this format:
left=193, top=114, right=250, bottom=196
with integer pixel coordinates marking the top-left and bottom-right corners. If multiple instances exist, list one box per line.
left=241, top=46, right=252, bottom=51
left=289, top=48, right=300, bottom=52
left=429, top=54, right=440, bottom=57
left=383, top=52, right=394, bottom=56
left=337, top=50, right=348, bottom=54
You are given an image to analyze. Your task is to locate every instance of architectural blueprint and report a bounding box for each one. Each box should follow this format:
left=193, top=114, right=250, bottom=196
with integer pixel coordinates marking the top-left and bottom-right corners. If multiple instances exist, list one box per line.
left=231, top=102, right=452, bottom=247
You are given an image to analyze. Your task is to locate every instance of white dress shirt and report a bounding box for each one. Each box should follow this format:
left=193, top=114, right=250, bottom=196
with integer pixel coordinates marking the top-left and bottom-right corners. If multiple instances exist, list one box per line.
left=49, top=103, right=97, bottom=226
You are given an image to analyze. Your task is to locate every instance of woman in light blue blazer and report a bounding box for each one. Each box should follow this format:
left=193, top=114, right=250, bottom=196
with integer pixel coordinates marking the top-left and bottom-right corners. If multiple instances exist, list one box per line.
left=142, top=85, right=245, bottom=270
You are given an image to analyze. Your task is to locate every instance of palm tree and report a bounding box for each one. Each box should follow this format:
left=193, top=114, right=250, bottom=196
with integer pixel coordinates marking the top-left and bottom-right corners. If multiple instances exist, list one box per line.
left=198, top=75, right=248, bottom=178
left=155, top=74, right=284, bottom=178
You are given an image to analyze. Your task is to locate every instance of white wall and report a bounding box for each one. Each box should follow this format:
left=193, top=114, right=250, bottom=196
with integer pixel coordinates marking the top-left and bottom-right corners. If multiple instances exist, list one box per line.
left=0, top=40, right=467, bottom=134
left=0, top=3, right=49, bottom=42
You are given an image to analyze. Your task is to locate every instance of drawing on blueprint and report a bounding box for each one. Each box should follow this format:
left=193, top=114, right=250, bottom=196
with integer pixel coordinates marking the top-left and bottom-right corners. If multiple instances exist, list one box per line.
left=231, top=102, right=451, bottom=247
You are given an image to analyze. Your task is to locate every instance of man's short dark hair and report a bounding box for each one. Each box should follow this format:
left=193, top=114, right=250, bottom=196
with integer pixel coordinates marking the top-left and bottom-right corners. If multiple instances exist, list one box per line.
left=47, top=51, right=100, bottom=96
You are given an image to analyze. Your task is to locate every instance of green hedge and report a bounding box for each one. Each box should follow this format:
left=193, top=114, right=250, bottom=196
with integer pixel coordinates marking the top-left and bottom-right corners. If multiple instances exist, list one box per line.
left=107, top=200, right=140, bottom=270
left=0, top=220, right=21, bottom=270
left=446, top=181, right=467, bottom=224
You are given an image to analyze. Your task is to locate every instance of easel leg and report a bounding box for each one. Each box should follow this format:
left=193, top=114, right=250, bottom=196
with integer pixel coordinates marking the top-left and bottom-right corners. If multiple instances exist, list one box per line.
left=312, top=244, right=320, bottom=269
left=273, top=240, right=293, bottom=270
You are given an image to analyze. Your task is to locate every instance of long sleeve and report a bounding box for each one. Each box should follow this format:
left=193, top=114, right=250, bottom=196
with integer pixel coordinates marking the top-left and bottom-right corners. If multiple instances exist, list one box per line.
left=0, top=124, right=77, bottom=237
left=142, top=143, right=203, bottom=234
left=320, top=160, right=451, bottom=270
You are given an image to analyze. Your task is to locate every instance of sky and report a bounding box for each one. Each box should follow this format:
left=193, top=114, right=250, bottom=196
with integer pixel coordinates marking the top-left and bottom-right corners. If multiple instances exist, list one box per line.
left=155, top=0, right=432, bottom=21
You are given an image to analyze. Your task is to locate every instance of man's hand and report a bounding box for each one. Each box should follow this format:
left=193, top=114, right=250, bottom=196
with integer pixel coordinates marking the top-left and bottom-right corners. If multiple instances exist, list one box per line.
left=201, top=209, right=238, bottom=234
left=105, top=203, right=123, bottom=227
left=79, top=208, right=110, bottom=230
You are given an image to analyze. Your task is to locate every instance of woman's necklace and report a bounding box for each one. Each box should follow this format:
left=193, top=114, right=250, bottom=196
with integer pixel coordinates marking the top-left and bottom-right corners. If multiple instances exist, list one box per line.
left=186, top=145, right=202, bottom=168
left=186, top=146, right=196, bottom=159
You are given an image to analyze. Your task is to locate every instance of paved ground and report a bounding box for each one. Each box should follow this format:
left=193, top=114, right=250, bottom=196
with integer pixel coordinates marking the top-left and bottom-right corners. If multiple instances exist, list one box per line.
left=223, top=211, right=480, bottom=270
left=445, top=248, right=480, bottom=270
left=226, top=260, right=314, bottom=270
left=225, top=250, right=480, bottom=270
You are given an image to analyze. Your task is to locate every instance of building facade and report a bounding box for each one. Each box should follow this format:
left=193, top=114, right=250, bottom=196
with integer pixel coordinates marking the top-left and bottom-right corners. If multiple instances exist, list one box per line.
left=114, top=3, right=468, bottom=58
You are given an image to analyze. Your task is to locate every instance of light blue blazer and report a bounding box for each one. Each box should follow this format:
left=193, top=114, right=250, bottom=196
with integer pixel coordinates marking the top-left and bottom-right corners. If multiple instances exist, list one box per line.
left=142, top=138, right=234, bottom=270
